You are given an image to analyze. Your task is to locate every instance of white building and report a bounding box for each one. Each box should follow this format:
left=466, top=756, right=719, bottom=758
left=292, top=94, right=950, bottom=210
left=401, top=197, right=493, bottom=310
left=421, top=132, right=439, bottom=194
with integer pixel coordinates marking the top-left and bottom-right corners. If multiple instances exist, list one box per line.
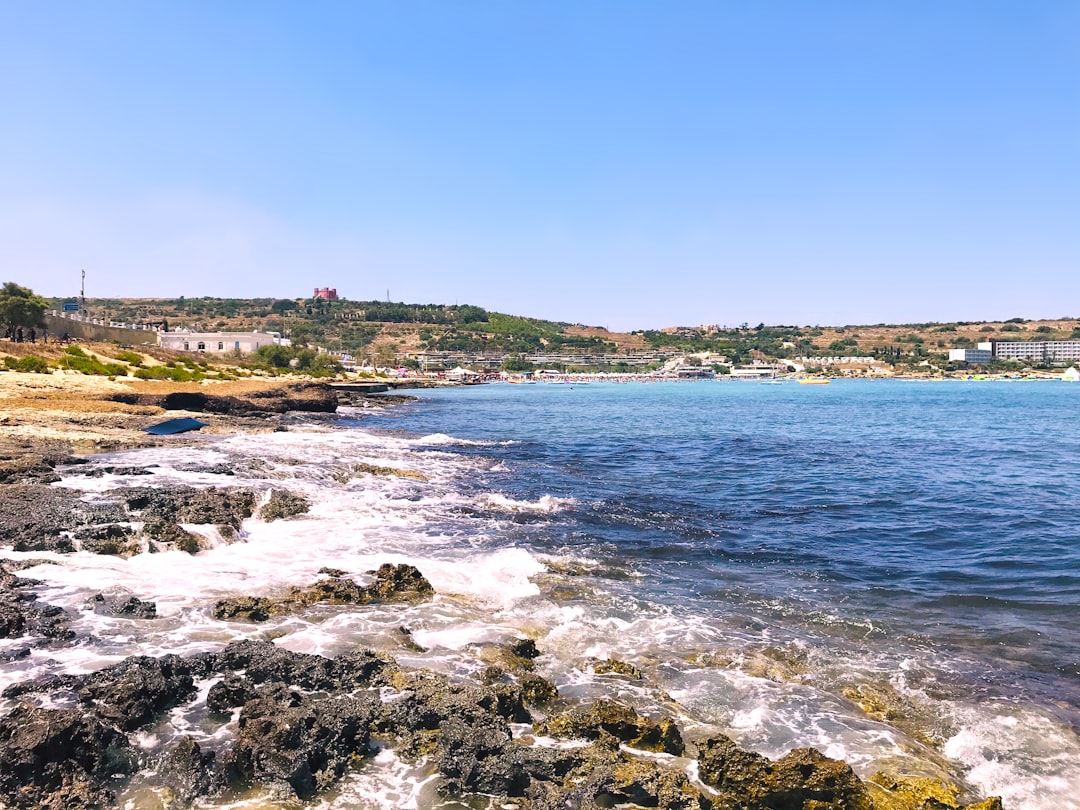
left=948, top=348, right=992, bottom=364
left=158, top=331, right=283, bottom=354
left=991, top=340, right=1080, bottom=362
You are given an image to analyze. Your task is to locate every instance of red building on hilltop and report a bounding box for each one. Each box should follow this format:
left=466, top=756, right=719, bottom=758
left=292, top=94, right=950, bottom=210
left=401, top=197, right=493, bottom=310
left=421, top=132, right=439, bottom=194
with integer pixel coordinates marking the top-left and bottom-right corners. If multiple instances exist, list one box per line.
left=313, top=287, right=338, bottom=300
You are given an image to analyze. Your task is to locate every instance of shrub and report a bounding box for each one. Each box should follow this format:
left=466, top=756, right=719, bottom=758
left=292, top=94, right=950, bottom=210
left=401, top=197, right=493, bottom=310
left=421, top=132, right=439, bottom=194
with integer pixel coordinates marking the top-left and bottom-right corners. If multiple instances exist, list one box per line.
left=16, top=355, right=51, bottom=373
left=1001, top=324, right=1021, bottom=333
left=111, top=350, right=145, bottom=365
left=60, top=346, right=128, bottom=376
left=2, top=356, right=16, bottom=370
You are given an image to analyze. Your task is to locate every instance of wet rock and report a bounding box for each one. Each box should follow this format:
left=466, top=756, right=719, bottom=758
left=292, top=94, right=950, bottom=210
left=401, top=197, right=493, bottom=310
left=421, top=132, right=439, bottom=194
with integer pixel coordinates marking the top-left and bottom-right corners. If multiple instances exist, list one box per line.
left=536, top=698, right=685, bottom=755
left=259, top=488, right=311, bottom=521
left=0, top=704, right=138, bottom=809
left=0, top=560, right=74, bottom=641
left=215, top=683, right=376, bottom=800
left=0, top=484, right=80, bottom=552
left=518, top=673, right=559, bottom=706
left=212, top=595, right=274, bottom=622
left=868, top=772, right=1004, bottom=810
left=593, top=657, right=643, bottom=679
left=156, top=735, right=215, bottom=803
left=122, top=484, right=256, bottom=542
left=76, top=523, right=142, bottom=556
left=206, top=674, right=257, bottom=715
left=79, top=465, right=155, bottom=478
left=697, top=734, right=872, bottom=810
left=78, top=654, right=198, bottom=731
left=283, top=563, right=435, bottom=608
left=86, top=593, right=157, bottom=619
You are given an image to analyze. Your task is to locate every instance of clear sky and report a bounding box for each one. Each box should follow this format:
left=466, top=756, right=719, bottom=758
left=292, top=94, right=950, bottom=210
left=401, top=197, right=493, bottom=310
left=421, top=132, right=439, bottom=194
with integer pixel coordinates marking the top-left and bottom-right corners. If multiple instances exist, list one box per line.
left=1, top=1, right=1077, bottom=331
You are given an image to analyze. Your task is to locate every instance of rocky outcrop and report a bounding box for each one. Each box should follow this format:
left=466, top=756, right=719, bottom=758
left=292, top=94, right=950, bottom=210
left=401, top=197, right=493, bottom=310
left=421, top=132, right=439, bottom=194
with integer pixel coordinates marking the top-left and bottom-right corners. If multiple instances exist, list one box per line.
left=212, top=564, right=436, bottom=622
left=536, top=698, right=685, bottom=755
left=86, top=593, right=158, bottom=619
left=697, top=734, right=873, bottom=810
left=258, top=488, right=310, bottom=521
left=0, top=560, right=73, bottom=641
left=106, top=382, right=338, bottom=416
left=0, top=639, right=1006, bottom=810
left=0, top=705, right=138, bottom=809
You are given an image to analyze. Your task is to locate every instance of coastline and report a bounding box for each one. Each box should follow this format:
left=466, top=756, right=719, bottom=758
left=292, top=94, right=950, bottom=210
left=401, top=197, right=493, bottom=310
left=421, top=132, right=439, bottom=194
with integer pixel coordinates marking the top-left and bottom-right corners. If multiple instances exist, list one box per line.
left=0, top=373, right=1006, bottom=809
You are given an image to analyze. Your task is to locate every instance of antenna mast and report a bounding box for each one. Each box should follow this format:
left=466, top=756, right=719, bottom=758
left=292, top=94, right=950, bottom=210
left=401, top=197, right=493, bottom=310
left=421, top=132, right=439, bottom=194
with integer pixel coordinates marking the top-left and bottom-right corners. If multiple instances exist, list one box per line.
left=80, top=270, right=85, bottom=312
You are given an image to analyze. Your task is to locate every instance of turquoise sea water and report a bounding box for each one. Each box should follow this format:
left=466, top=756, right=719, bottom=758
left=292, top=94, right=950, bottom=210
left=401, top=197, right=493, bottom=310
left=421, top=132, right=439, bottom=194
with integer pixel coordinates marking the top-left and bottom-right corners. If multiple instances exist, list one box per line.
left=355, top=379, right=1080, bottom=806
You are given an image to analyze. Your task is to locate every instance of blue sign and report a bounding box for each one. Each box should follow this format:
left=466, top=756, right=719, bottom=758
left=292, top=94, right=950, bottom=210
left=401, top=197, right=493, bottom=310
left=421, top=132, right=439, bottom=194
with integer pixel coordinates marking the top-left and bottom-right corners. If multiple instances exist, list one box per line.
left=62, top=302, right=79, bottom=312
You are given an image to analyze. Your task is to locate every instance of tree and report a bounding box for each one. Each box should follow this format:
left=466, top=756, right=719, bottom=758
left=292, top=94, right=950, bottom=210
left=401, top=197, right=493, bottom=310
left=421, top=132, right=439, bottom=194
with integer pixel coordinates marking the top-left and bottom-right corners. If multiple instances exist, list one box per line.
left=0, top=282, right=47, bottom=336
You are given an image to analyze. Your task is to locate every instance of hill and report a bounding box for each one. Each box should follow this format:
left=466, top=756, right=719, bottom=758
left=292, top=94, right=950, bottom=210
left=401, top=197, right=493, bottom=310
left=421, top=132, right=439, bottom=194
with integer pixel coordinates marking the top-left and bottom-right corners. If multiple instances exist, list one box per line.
left=47, top=295, right=1080, bottom=371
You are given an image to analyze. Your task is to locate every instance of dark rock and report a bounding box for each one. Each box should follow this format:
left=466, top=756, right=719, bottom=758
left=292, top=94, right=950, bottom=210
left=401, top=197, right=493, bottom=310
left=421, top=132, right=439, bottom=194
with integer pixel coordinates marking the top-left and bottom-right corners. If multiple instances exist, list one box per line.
left=259, top=489, right=310, bottom=521
left=509, top=637, right=541, bottom=660
left=696, top=734, right=873, bottom=810
left=76, top=524, right=141, bottom=556
left=213, top=595, right=274, bottom=622
left=87, top=593, right=157, bottom=619
left=107, top=382, right=338, bottom=416
left=156, top=735, right=215, bottom=802
left=0, top=704, right=138, bottom=809
left=206, top=674, right=257, bottom=715
left=215, top=684, right=376, bottom=799
left=0, top=560, right=74, bottom=641
left=536, top=698, right=685, bottom=755
left=217, top=639, right=340, bottom=690
left=283, top=563, right=435, bottom=608
left=0, top=485, right=80, bottom=552
left=78, top=655, right=197, bottom=731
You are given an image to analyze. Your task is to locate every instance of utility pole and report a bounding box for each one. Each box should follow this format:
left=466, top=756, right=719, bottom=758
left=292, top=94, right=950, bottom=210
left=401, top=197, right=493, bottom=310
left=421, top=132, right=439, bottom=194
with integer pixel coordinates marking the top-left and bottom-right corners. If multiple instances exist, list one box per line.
left=80, top=270, right=85, bottom=312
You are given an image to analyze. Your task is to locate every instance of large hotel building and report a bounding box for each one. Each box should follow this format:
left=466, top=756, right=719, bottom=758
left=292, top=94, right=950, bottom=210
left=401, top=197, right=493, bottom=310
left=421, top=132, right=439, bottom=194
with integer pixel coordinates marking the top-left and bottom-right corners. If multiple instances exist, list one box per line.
left=951, top=340, right=1080, bottom=364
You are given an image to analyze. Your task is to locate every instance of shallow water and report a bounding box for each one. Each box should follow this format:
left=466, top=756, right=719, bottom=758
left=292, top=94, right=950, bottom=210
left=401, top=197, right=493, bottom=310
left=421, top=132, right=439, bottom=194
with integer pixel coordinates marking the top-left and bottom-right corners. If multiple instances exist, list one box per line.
left=2, top=379, right=1079, bottom=808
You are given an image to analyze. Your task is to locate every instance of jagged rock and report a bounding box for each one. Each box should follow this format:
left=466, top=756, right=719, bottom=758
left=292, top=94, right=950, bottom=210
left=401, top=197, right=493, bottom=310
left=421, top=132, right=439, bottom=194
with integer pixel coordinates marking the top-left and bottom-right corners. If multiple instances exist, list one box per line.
left=284, top=563, right=435, bottom=607
left=0, top=484, right=80, bottom=552
left=78, top=655, right=197, bottom=731
left=868, top=772, right=1004, bottom=810
left=518, top=673, right=559, bottom=706
left=215, top=683, right=376, bottom=799
left=0, top=705, right=138, bottom=809
left=536, top=698, right=685, bottom=755
left=123, top=485, right=256, bottom=541
left=206, top=674, right=257, bottom=715
left=259, top=489, right=310, bottom=521
left=0, top=560, right=73, bottom=640
left=107, top=381, right=338, bottom=415
left=212, top=595, right=274, bottom=622
left=697, top=734, right=872, bottom=810
left=593, top=657, right=643, bottom=679
left=156, top=735, right=215, bottom=803
left=87, top=593, right=157, bottom=619
left=77, top=524, right=142, bottom=556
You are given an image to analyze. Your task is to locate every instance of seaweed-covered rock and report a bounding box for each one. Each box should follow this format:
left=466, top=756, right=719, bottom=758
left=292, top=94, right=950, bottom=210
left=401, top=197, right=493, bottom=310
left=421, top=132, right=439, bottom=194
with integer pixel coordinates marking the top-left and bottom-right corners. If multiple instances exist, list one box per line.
left=0, top=705, right=138, bottom=809
left=86, top=593, right=157, bottom=619
left=259, top=489, right=310, bottom=521
left=215, top=684, right=376, bottom=799
left=697, top=734, right=872, bottom=810
left=868, top=772, right=1004, bottom=810
left=593, top=657, right=643, bottom=679
left=536, top=698, right=685, bottom=755
left=78, top=655, right=198, bottom=731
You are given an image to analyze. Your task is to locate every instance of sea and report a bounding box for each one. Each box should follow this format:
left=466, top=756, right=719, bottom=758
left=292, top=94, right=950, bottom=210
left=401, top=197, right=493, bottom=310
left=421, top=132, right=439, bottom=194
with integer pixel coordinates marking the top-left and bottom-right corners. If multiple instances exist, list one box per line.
left=2, top=379, right=1079, bottom=809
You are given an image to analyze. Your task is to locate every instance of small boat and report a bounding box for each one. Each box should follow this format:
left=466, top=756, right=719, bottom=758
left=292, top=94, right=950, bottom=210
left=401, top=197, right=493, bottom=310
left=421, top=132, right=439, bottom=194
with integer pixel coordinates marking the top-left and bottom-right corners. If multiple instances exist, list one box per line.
left=798, top=377, right=830, bottom=385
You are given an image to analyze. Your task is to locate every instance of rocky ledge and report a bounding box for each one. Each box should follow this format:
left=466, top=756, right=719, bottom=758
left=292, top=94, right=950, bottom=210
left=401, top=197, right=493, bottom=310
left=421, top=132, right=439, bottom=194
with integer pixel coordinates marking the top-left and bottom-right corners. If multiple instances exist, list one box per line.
left=0, top=569, right=1004, bottom=810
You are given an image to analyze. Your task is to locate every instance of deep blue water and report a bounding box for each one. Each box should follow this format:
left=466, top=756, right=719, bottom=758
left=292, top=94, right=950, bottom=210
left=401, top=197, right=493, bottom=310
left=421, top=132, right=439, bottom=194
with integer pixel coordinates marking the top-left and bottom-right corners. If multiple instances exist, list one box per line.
left=358, top=380, right=1080, bottom=716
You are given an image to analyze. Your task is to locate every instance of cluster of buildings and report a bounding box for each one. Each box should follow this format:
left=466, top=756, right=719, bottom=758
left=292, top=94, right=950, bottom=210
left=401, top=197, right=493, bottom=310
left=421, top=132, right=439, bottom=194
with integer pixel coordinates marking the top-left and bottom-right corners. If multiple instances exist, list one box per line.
left=949, top=340, right=1080, bottom=365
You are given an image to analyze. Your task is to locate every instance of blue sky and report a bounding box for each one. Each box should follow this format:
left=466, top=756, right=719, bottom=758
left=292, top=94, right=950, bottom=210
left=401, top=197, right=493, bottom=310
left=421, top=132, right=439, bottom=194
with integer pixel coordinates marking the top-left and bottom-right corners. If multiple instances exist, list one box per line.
left=1, top=1, right=1077, bottom=330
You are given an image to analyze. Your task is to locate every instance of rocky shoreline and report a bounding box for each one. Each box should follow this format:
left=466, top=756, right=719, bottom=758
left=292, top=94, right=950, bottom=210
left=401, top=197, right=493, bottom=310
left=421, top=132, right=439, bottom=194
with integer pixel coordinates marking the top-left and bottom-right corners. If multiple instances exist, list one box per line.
left=0, top=376, right=1004, bottom=809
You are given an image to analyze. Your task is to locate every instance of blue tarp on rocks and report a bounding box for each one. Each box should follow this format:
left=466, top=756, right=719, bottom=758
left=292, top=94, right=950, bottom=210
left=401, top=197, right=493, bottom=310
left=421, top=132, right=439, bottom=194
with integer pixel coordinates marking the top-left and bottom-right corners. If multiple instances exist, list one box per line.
left=143, top=417, right=207, bottom=435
